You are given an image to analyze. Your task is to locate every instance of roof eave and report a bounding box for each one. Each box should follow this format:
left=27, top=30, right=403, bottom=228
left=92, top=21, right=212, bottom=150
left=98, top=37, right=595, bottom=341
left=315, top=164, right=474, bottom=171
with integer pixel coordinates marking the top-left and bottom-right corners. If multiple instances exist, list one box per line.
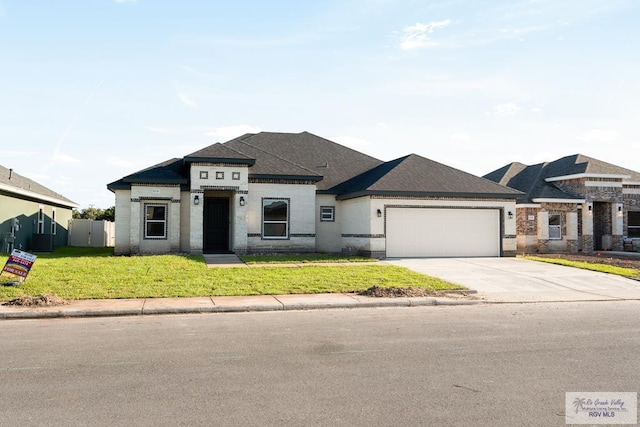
left=184, top=156, right=255, bottom=166
left=545, top=173, right=630, bottom=182
left=336, top=190, right=522, bottom=201
left=249, top=174, right=323, bottom=182
left=531, top=198, right=586, bottom=203
left=122, top=178, right=188, bottom=185
left=0, top=183, right=79, bottom=209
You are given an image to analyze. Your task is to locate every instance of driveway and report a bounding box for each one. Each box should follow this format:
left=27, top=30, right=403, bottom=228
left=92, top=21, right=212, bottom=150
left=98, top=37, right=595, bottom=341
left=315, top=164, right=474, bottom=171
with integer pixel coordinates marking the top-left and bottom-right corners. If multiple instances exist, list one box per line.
left=384, top=257, right=640, bottom=303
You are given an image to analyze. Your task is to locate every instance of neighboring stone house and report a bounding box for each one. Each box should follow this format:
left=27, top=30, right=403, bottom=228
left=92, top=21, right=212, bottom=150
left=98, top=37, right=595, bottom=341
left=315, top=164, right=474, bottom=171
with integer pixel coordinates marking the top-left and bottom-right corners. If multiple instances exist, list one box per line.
left=484, top=154, right=640, bottom=254
left=108, top=131, right=522, bottom=258
left=0, top=164, right=78, bottom=253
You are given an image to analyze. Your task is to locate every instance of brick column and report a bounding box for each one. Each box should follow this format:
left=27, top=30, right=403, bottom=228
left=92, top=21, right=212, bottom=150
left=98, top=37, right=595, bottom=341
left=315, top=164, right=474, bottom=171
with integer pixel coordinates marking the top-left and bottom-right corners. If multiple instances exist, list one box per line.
left=581, top=203, right=594, bottom=253
left=612, top=203, right=624, bottom=251
left=130, top=201, right=140, bottom=254
left=537, top=211, right=549, bottom=254
left=189, top=192, right=204, bottom=254
left=566, top=211, right=578, bottom=253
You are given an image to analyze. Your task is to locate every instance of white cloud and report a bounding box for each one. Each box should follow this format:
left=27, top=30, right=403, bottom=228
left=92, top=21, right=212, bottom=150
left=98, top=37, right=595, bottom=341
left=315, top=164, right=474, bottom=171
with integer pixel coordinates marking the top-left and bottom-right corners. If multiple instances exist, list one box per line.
left=0, top=150, right=39, bottom=158
left=106, top=155, right=136, bottom=169
left=399, top=20, right=451, bottom=50
left=53, top=154, right=80, bottom=163
left=451, top=133, right=471, bottom=141
left=147, top=126, right=175, bottom=134
left=177, top=92, right=197, bottom=109
left=330, top=135, right=372, bottom=149
left=580, top=129, right=620, bottom=142
left=492, top=102, right=521, bottom=116
left=24, top=172, right=50, bottom=182
left=530, top=107, right=542, bottom=113
left=204, top=125, right=263, bottom=141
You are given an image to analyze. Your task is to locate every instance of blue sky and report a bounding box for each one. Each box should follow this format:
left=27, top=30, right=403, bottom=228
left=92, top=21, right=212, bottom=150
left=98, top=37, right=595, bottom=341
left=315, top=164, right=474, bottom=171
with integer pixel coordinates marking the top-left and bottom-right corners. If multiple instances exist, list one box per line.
left=1, top=0, right=638, bottom=208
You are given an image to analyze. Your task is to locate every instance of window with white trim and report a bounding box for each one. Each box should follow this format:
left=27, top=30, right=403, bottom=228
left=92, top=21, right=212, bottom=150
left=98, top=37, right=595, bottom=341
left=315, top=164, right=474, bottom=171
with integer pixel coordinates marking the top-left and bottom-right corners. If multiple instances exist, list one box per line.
left=628, top=212, right=640, bottom=238
left=144, top=204, right=167, bottom=239
left=549, top=213, right=561, bottom=240
left=51, top=209, right=57, bottom=235
left=262, top=199, right=289, bottom=238
left=320, top=206, right=335, bottom=222
left=37, top=207, right=44, bottom=234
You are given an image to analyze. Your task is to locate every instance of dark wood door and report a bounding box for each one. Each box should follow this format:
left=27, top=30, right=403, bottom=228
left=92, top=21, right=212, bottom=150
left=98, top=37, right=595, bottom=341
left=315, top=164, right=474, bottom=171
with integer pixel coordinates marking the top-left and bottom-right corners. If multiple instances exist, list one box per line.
left=203, top=198, right=230, bottom=253
left=593, top=202, right=608, bottom=250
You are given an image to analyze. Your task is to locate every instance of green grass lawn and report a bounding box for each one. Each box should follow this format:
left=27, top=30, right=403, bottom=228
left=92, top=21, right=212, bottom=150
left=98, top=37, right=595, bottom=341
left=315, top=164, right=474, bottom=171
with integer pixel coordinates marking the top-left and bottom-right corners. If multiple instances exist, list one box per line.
left=524, top=256, right=640, bottom=278
left=0, top=247, right=461, bottom=300
left=239, top=253, right=376, bottom=264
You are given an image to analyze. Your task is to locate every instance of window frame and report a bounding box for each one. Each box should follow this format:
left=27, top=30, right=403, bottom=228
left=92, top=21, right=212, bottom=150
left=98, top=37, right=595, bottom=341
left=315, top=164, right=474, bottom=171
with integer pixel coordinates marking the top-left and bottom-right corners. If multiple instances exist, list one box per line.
left=628, top=211, right=640, bottom=238
left=144, top=204, right=168, bottom=240
left=548, top=213, right=562, bottom=240
left=262, top=198, right=289, bottom=239
left=215, top=171, right=224, bottom=180
left=37, top=207, right=44, bottom=234
left=320, top=206, right=335, bottom=222
left=199, top=171, right=209, bottom=180
left=51, top=209, right=57, bottom=235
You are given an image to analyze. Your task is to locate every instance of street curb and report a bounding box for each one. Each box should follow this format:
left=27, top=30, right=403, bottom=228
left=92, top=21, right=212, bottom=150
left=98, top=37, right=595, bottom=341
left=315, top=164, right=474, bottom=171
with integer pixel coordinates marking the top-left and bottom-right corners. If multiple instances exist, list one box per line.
left=5, top=296, right=638, bottom=320
left=0, top=297, right=485, bottom=320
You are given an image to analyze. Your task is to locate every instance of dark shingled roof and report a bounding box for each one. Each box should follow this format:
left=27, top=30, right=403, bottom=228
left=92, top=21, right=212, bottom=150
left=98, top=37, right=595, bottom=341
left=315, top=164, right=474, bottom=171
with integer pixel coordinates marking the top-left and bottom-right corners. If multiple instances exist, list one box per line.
left=208, top=133, right=324, bottom=181
left=184, top=142, right=255, bottom=165
left=108, top=131, right=521, bottom=200
left=332, top=154, right=523, bottom=200
left=484, top=154, right=640, bottom=203
left=107, top=158, right=188, bottom=191
left=217, top=132, right=382, bottom=189
left=0, top=164, right=77, bottom=207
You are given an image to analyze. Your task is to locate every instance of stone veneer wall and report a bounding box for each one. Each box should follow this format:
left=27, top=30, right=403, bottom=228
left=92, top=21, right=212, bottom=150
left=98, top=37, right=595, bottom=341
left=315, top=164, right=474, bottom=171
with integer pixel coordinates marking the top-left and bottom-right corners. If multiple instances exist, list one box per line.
left=554, top=178, right=624, bottom=202
left=623, top=193, right=640, bottom=233
left=554, top=177, right=627, bottom=252
left=516, top=207, right=538, bottom=236
left=540, top=202, right=577, bottom=236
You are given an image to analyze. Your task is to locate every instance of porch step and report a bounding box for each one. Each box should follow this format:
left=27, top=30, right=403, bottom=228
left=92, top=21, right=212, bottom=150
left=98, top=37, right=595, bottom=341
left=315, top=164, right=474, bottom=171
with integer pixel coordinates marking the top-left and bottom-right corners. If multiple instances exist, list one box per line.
left=202, top=254, right=247, bottom=268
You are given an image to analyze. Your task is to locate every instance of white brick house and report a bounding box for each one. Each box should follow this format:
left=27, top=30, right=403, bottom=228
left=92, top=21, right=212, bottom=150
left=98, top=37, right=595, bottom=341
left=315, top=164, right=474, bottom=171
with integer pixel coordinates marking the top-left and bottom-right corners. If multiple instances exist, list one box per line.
left=108, top=132, right=521, bottom=258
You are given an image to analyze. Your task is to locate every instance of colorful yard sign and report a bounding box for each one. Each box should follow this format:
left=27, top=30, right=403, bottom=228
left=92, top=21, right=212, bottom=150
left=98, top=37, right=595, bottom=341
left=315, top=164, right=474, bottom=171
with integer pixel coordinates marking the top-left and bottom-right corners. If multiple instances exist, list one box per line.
left=2, top=249, right=37, bottom=280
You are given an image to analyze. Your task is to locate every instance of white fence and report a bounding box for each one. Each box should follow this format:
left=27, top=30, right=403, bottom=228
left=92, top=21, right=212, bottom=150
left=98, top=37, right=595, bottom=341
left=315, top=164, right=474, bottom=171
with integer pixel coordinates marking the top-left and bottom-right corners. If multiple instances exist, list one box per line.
left=68, top=219, right=115, bottom=247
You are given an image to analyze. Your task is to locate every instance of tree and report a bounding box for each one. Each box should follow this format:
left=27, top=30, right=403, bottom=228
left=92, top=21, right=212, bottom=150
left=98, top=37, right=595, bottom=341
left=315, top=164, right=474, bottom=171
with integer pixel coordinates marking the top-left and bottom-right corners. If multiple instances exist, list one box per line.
left=72, top=206, right=115, bottom=222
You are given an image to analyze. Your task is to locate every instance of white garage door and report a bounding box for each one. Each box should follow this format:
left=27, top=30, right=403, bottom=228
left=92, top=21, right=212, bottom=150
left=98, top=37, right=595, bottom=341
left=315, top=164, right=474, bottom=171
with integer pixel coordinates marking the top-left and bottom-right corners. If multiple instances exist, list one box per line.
left=386, top=207, right=501, bottom=257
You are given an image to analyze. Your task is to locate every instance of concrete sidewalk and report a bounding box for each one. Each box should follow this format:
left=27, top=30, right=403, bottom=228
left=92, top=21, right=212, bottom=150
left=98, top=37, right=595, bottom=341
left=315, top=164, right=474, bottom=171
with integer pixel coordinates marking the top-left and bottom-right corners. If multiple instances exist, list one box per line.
left=0, top=292, right=479, bottom=320
left=4, top=254, right=640, bottom=320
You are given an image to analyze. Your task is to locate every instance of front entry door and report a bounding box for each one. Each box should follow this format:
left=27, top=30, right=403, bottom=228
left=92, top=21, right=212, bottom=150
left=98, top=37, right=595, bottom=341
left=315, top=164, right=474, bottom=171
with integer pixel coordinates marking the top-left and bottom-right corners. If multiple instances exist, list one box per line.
left=203, top=198, right=230, bottom=253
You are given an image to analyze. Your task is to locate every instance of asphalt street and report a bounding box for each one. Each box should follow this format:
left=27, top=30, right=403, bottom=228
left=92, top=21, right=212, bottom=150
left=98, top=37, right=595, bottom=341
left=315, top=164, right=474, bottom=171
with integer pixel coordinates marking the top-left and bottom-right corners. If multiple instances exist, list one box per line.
left=1, top=302, right=639, bottom=426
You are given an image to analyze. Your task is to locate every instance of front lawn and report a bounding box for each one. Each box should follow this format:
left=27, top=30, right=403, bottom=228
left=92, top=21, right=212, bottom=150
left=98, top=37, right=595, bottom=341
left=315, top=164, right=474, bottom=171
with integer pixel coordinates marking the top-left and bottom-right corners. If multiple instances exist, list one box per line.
left=0, top=247, right=462, bottom=300
left=239, top=253, right=375, bottom=264
left=524, top=255, right=640, bottom=278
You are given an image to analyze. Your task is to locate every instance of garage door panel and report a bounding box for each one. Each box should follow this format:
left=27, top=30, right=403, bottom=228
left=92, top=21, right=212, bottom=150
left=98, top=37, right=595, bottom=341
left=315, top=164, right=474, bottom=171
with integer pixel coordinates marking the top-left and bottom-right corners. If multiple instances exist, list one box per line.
left=386, top=208, right=500, bottom=257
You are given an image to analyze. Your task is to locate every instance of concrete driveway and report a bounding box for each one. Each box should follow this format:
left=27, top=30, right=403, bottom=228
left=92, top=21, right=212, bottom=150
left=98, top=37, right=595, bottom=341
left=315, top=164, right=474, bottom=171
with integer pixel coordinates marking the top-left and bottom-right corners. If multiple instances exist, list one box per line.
left=384, top=257, right=640, bottom=303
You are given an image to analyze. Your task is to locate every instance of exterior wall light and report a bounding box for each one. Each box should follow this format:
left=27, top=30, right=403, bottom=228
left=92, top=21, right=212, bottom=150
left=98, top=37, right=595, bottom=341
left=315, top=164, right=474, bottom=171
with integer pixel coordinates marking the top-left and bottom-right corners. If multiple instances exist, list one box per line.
left=194, top=195, right=200, bottom=205
left=376, top=209, right=382, bottom=218
left=239, top=196, right=246, bottom=206
left=618, top=206, right=623, bottom=216
left=508, top=211, right=513, bottom=219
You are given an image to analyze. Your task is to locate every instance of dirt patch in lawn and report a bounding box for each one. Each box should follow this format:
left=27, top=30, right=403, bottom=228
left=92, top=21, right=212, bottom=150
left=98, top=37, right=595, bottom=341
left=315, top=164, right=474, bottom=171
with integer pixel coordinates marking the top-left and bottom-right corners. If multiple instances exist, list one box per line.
left=533, top=253, right=640, bottom=270
left=3, top=293, right=69, bottom=307
left=359, top=285, right=478, bottom=299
